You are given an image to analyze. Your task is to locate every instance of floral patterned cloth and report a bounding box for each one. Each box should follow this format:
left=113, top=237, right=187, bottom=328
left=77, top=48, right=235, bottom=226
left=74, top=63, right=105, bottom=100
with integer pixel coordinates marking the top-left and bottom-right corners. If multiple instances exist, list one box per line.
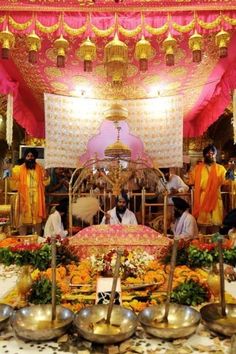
left=68, top=224, right=171, bottom=259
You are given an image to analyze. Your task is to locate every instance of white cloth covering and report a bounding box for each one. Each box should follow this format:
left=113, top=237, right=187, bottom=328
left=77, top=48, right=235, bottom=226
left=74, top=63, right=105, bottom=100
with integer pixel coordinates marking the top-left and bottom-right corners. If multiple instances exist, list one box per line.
left=101, top=207, right=138, bottom=225
left=173, top=210, right=198, bottom=240
left=44, top=210, right=68, bottom=238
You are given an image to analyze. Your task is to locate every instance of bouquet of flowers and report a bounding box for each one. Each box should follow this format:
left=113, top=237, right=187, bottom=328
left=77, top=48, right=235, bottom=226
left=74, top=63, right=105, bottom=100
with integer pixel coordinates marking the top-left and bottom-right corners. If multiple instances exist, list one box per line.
left=90, top=249, right=154, bottom=278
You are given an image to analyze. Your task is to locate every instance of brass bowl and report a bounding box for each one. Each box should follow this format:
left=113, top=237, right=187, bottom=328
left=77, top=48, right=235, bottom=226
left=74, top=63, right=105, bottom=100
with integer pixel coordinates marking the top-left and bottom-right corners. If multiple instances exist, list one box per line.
left=74, top=304, right=138, bottom=344
left=11, top=304, right=74, bottom=341
left=200, top=303, right=236, bottom=336
left=0, top=304, right=13, bottom=331
left=138, top=303, right=201, bottom=339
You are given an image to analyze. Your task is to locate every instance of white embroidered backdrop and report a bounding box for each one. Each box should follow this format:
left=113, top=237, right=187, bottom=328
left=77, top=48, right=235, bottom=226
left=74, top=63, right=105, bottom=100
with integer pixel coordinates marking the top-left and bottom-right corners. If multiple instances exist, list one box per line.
left=44, top=93, right=183, bottom=168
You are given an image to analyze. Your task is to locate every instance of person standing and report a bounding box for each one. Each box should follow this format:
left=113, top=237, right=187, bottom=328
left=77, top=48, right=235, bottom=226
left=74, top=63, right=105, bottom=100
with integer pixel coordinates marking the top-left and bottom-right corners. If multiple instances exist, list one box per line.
left=189, top=144, right=226, bottom=231
left=11, top=148, right=49, bottom=235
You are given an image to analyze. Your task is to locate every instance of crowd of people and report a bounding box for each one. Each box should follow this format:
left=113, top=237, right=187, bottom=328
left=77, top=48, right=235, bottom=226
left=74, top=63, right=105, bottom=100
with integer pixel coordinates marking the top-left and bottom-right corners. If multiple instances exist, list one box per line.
left=3, top=144, right=236, bottom=242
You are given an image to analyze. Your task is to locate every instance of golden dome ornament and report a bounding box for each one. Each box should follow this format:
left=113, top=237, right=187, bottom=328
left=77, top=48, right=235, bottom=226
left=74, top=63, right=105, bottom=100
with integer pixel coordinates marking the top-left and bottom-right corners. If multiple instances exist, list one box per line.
left=78, top=37, right=96, bottom=72
left=215, top=29, right=230, bottom=58
left=0, top=26, right=15, bottom=59
left=104, top=33, right=128, bottom=86
left=189, top=30, right=203, bottom=63
left=105, top=140, right=131, bottom=158
left=135, top=35, right=152, bottom=72
left=26, top=31, right=41, bottom=64
left=163, top=33, right=177, bottom=66
left=53, top=35, right=69, bottom=68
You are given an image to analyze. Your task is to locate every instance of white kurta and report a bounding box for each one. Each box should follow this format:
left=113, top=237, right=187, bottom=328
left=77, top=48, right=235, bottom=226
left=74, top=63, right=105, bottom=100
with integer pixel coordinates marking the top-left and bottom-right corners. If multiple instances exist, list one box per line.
left=173, top=211, right=198, bottom=240
left=44, top=210, right=68, bottom=238
left=101, top=207, right=138, bottom=225
left=158, top=174, right=189, bottom=204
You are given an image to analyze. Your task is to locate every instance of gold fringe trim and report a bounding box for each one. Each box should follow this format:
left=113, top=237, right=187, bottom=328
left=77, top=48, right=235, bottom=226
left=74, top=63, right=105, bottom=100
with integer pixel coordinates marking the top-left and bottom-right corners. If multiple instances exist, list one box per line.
left=223, top=15, right=236, bottom=26
left=2, top=13, right=236, bottom=36
left=36, top=19, right=59, bottom=34
left=64, top=22, right=87, bottom=36
left=145, top=22, right=168, bottom=36
left=118, top=24, right=142, bottom=37
left=91, top=24, right=115, bottom=37
left=9, top=16, right=32, bottom=31
left=197, top=15, right=222, bottom=30
left=172, top=19, right=195, bottom=33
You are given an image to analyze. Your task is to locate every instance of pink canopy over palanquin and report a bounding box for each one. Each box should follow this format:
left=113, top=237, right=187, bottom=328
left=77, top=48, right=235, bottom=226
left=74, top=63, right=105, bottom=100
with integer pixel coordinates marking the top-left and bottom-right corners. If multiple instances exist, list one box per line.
left=1, top=0, right=236, bottom=138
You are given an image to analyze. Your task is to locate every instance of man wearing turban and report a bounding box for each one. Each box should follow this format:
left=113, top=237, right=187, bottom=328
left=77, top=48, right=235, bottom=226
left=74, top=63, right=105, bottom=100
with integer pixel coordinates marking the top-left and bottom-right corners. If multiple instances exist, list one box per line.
left=190, top=144, right=226, bottom=231
left=11, top=148, right=50, bottom=235
left=172, top=197, right=198, bottom=240
left=101, top=190, right=137, bottom=225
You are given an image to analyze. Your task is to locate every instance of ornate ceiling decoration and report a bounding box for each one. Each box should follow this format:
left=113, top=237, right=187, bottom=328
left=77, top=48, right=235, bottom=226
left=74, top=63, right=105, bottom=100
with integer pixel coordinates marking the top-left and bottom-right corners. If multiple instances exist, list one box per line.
left=0, top=3, right=235, bottom=138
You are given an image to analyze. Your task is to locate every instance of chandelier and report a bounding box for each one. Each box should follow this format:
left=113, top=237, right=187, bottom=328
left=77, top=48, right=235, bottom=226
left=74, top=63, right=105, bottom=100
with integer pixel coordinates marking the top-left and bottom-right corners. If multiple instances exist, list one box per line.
left=104, top=103, right=131, bottom=158
left=104, top=33, right=128, bottom=86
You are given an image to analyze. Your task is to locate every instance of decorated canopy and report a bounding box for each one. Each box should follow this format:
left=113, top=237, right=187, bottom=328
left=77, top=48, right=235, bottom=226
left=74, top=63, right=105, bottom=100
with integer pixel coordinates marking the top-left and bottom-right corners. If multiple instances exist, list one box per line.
left=1, top=0, right=236, bottom=138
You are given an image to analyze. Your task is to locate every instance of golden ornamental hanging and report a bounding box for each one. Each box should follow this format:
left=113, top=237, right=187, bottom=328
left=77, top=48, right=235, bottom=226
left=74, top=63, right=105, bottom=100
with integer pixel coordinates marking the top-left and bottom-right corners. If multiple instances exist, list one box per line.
left=215, top=29, right=230, bottom=58
left=104, top=140, right=131, bottom=158
left=189, top=30, right=203, bottom=63
left=26, top=31, right=41, bottom=64
left=135, top=35, right=152, bottom=72
left=104, top=103, right=128, bottom=122
left=78, top=37, right=96, bottom=72
left=104, top=33, right=128, bottom=86
left=0, top=27, right=15, bottom=59
left=53, top=35, right=69, bottom=68
left=163, top=33, right=177, bottom=66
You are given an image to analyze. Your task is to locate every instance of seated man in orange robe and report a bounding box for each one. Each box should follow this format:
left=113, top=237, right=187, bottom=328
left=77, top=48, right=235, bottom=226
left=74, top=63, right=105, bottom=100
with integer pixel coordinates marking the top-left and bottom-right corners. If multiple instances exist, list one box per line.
left=189, top=144, right=226, bottom=232
left=11, top=148, right=50, bottom=235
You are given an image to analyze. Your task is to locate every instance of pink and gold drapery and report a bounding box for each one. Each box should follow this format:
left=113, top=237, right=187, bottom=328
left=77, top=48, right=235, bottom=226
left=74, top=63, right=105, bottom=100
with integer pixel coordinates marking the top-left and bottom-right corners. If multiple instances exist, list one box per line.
left=0, top=2, right=236, bottom=138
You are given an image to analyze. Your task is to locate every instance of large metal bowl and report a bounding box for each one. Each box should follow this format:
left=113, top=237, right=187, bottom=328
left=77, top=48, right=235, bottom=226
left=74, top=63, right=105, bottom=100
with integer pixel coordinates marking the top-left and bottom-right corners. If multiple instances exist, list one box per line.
left=138, top=303, right=201, bottom=339
left=74, top=304, right=138, bottom=344
left=11, top=304, right=74, bottom=341
left=200, top=303, right=236, bottom=336
left=0, top=304, right=13, bottom=331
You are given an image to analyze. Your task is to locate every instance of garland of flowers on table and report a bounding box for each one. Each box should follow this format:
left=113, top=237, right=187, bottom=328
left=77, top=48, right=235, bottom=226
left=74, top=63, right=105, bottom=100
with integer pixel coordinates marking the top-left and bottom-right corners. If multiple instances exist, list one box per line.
left=1, top=242, right=236, bottom=313
left=0, top=236, right=78, bottom=270
left=165, top=237, right=236, bottom=268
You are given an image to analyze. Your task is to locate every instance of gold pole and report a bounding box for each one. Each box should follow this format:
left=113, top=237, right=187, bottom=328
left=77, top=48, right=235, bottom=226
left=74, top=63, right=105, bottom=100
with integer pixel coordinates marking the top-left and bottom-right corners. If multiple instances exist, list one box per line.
left=51, top=235, right=57, bottom=322
left=4, top=177, right=8, bottom=204
left=163, top=193, right=167, bottom=236
left=69, top=182, right=72, bottom=236
left=141, top=187, right=145, bottom=225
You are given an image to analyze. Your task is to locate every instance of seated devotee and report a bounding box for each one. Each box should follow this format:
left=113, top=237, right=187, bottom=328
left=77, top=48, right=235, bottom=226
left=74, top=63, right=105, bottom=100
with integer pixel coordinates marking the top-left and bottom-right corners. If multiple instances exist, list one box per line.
left=44, top=199, right=68, bottom=238
left=171, top=197, right=198, bottom=240
left=220, top=208, right=236, bottom=237
left=101, top=190, right=138, bottom=225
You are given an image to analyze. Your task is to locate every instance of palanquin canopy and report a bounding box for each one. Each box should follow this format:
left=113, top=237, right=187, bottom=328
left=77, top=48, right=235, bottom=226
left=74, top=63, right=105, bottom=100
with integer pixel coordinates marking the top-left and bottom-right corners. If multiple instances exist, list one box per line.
left=1, top=0, right=236, bottom=138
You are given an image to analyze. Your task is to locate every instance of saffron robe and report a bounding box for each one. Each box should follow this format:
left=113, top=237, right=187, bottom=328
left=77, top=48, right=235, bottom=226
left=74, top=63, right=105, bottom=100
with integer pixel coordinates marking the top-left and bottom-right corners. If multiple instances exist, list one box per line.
left=11, top=163, right=49, bottom=225
left=190, top=163, right=226, bottom=226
